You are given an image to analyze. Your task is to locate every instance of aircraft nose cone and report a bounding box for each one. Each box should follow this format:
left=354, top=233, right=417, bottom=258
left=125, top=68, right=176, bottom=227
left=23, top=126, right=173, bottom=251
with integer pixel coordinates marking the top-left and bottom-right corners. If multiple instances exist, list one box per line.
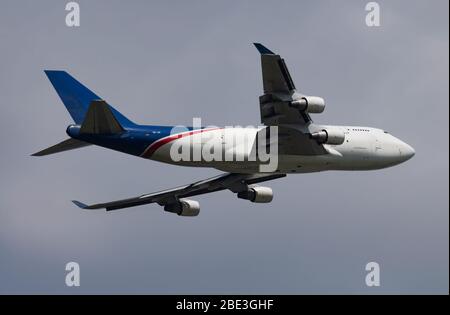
left=399, top=141, right=415, bottom=161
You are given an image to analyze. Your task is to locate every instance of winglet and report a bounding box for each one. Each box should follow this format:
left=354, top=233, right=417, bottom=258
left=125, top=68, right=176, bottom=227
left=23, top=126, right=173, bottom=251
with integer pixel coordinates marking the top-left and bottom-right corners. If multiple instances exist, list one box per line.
left=72, top=200, right=88, bottom=209
left=253, top=43, right=275, bottom=55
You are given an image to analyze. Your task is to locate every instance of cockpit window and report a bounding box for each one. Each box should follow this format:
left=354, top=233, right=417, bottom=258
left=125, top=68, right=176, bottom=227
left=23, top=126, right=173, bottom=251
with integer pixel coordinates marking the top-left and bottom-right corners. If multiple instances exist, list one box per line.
left=384, top=131, right=389, bottom=134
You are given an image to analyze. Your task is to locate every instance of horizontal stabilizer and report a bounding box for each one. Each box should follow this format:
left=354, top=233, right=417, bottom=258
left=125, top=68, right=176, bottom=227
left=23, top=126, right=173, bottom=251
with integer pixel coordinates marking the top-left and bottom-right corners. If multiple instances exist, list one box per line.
left=31, top=138, right=91, bottom=156
left=80, top=100, right=125, bottom=134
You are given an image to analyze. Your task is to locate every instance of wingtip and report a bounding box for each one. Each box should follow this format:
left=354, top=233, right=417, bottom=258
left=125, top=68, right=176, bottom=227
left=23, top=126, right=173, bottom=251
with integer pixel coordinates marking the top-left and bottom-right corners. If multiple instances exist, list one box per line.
left=72, top=200, right=88, bottom=209
left=44, top=70, right=68, bottom=77
left=253, top=43, right=275, bottom=55
left=44, top=69, right=64, bottom=73
left=31, top=151, right=44, bottom=157
left=44, top=70, right=57, bottom=79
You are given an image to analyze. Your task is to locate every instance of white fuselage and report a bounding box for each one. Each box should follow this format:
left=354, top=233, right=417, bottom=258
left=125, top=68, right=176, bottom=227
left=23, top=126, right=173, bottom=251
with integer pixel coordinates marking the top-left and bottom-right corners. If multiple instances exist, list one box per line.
left=148, top=125, right=415, bottom=174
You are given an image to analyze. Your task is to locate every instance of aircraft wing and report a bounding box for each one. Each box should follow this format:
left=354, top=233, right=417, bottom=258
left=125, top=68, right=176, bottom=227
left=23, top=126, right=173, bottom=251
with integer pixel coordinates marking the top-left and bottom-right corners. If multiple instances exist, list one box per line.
left=72, top=173, right=286, bottom=211
left=254, top=43, right=329, bottom=155
left=254, top=43, right=313, bottom=126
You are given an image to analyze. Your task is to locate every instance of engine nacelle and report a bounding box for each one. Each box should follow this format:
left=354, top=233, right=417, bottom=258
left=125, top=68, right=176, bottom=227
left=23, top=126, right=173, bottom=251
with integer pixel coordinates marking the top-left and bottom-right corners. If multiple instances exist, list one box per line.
left=310, top=129, right=345, bottom=145
left=290, top=96, right=325, bottom=114
left=237, top=186, right=273, bottom=203
left=164, top=199, right=200, bottom=216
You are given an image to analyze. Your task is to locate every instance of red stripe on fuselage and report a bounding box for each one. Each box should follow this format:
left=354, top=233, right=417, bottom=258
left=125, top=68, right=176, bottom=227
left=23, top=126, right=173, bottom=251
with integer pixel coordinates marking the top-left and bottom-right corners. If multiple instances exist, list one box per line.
left=141, top=128, right=222, bottom=158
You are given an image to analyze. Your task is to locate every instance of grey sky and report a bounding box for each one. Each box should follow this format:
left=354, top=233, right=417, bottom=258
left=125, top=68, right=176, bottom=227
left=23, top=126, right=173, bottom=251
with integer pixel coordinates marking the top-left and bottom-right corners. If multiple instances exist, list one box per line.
left=0, top=0, right=448, bottom=294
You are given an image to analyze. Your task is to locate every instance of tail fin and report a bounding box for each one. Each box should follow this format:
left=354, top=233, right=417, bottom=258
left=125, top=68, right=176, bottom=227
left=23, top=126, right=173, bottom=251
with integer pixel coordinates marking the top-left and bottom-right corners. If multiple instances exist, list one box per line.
left=44, top=70, right=135, bottom=127
left=79, top=100, right=125, bottom=134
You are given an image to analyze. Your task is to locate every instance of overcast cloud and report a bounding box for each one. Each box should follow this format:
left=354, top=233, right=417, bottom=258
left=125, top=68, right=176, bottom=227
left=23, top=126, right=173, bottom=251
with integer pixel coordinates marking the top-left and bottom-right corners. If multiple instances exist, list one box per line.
left=0, top=0, right=448, bottom=294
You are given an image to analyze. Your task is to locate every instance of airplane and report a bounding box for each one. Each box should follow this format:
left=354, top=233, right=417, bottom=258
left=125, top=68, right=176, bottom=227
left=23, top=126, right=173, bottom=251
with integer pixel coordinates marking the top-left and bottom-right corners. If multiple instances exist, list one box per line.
left=32, top=43, right=415, bottom=217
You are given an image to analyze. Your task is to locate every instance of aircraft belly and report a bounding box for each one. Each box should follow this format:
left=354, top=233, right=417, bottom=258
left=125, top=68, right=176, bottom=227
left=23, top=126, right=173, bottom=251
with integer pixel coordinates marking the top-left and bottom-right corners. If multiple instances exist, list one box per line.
left=150, top=147, right=337, bottom=174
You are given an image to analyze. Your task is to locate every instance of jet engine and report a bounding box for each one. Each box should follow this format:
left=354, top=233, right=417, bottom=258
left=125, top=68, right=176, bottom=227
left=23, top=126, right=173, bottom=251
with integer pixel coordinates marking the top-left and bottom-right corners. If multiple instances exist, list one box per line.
left=290, top=96, right=325, bottom=114
left=237, top=186, right=273, bottom=203
left=164, top=199, right=200, bottom=216
left=310, top=129, right=345, bottom=145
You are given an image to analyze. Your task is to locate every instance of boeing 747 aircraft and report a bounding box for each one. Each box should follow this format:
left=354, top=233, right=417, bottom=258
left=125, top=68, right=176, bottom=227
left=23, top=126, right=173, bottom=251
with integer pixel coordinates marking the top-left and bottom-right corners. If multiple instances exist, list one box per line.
left=32, top=43, right=415, bottom=216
